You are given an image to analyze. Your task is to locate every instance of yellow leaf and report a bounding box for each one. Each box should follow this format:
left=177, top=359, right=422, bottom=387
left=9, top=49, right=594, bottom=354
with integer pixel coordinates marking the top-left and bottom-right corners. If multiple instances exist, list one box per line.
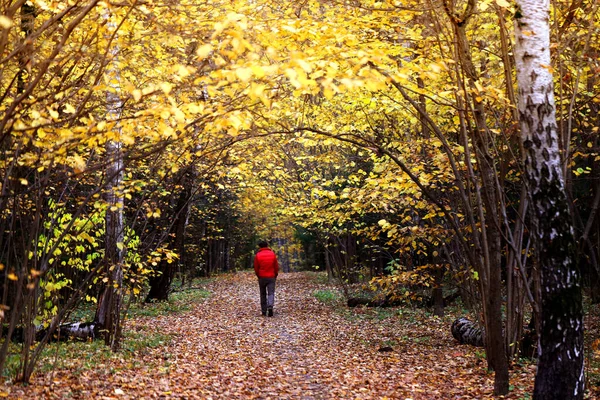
left=172, top=107, right=186, bottom=122
left=72, top=154, right=86, bottom=172
left=228, top=114, right=243, bottom=131
left=251, top=65, right=266, bottom=78
left=64, top=104, right=76, bottom=114
left=121, top=133, right=135, bottom=146
left=160, top=82, right=172, bottom=94
left=540, top=64, right=554, bottom=73
left=8, top=272, right=18, bottom=281
left=295, top=59, right=313, bottom=73
left=495, top=0, right=510, bottom=7
left=429, top=63, right=442, bottom=73
left=196, top=44, right=213, bottom=59
left=132, top=89, right=142, bottom=102
left=249, top=83, right=265, bottom=98
left=235, top=67, right=253, bottom=82
left=20, top=178, right=28, bottom=185
left=0, top=16, right=13, bottom=29
left=174, top=64, right=191, bottom=78
left=323, top=87, right=335, bottom=100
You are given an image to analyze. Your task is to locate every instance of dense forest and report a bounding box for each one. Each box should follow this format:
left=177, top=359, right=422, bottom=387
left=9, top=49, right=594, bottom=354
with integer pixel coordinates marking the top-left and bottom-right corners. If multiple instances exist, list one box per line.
left=0, top=0, right=599, bottom=398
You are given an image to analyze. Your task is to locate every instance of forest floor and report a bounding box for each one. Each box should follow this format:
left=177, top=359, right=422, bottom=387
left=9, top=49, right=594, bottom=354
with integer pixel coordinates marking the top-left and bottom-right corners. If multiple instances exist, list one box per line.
left=4, top=271, right=592, bottom=399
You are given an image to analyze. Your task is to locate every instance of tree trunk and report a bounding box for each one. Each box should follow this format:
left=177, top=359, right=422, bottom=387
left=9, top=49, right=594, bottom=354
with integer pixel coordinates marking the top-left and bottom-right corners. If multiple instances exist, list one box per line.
left=146, top=170, right=193, bottom=302
left=432, top=267, right=444, bottom=317
left=95, top=137, right=124, bottom=350
left=450, top=9, right=509, bottom=393
left=513, top=1, right=585, bottom=398
left=95, top=13, right=124, bottom=351
left=14, top=2, right=37, bottom=382
left=324, top=244, right=334, bottom=281
left=145, top=258, right=173, bottom=302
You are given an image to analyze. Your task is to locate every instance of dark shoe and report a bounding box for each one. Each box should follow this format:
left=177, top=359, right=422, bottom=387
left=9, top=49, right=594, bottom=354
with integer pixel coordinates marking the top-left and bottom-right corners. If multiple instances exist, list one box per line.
left=261, top=311, right=267, bottom=316
left=267, top=308, right=273, bottom=317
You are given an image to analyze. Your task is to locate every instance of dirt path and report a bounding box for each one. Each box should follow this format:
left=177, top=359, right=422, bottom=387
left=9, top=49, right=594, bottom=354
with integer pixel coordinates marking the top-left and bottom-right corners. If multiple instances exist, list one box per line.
left=9, top=272, right=535, bottom=399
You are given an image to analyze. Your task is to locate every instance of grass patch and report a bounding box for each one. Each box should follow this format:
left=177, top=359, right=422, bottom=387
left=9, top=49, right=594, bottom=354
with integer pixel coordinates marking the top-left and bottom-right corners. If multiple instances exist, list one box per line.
left=375, top=308, right=395, bottom=321
left=1, top=322, right=179, bottom=379
left=127, top=286, right=211, bottom=319
left=67, top=302, right=96, bottom=323
left=2, top=350, right=21, bottom=379
left=37, top=330, right=175, bottom=376
left=396, top=308, right=420, bottom=323
left=121, top=329, right=173, bottom=354
left=313, top=289, right=341, bottom=304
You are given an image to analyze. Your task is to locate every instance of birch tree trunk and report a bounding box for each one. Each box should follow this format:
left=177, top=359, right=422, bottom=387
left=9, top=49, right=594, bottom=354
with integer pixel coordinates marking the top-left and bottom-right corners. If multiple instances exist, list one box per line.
left=513, top=1, right=584, bottom=398
left=95, top=13, right=125, bottom=351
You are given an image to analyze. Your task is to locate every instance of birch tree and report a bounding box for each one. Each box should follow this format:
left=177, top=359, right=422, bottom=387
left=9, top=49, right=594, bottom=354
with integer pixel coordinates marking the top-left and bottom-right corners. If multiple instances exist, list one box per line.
left=513, top=0, right=584, bottom=398
left=94, top=8, right=125, bottom=351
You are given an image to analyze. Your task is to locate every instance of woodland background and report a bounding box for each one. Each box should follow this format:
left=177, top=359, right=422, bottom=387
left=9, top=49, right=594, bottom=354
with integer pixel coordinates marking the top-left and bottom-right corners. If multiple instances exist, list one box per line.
left=0, top=0, right=599, bottom=398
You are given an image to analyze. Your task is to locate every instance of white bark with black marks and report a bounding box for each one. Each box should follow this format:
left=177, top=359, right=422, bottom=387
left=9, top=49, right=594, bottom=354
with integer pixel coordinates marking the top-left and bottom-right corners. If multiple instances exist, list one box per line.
left=451, top=318, right=485, bottom=347
left=513, top=0, right=584, bottom=398
left=95, top=11, right=125, bottom=351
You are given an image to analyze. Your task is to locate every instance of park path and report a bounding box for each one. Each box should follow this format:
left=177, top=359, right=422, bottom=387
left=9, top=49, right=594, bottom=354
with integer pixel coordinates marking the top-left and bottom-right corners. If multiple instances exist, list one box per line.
left=9, top=272, right=533, bottom=399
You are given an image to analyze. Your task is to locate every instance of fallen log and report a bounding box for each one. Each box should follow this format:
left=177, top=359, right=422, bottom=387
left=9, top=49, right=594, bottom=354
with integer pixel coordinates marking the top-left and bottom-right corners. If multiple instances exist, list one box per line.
left=3, top=322, right=102, bottom=343
left=451, top=317, right=538, bottom=358
left=37, top=321, right=102, bottom=342
left=348, top=291, right=460, bottom=308
left=451, top=317, right=485, bottom=347
left=347, top=297, right=398, bottom=308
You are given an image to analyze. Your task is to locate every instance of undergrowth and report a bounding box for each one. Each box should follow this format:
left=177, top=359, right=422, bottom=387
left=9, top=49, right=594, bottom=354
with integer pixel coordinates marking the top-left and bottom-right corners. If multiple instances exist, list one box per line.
left=306, top=271, right=335, bottom=285
left=313, top=288, right=341, bottom=304
left=1, top=280, right=212, bottom=380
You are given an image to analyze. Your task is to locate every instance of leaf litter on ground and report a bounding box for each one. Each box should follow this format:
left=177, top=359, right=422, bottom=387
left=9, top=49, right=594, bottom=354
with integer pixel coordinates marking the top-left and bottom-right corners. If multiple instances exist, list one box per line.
left=4, top=272, right=541, bottom=399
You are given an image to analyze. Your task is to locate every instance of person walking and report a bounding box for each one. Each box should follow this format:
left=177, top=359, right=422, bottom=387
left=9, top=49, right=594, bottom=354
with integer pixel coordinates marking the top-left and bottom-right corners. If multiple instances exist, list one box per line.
left=254, top=240, right=279, bottom=317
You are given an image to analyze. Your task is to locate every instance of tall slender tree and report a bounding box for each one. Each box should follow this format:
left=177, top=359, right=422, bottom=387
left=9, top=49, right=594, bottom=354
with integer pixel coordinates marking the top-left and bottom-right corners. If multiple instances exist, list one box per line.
left=513, top=0, right=584, bottom=398
left=95, top=9, right=125, bottom=351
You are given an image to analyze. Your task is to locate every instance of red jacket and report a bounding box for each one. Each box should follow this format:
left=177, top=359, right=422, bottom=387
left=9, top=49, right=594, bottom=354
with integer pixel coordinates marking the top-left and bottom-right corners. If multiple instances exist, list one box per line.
left=254, top=248, right=279, bottom=278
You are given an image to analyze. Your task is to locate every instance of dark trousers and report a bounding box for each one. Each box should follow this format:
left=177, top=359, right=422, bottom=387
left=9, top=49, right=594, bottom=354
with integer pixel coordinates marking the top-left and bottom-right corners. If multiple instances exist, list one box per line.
left=258, top=277, right=276, bottom=313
